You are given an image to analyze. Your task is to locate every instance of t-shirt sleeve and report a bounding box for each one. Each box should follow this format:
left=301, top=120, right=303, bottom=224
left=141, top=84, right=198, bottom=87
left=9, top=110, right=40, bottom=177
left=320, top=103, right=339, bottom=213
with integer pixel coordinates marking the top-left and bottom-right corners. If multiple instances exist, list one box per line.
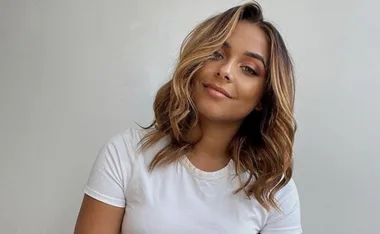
left=84, top=130, right=136, bottom=208
left=260, top=179, right=302, bottom=234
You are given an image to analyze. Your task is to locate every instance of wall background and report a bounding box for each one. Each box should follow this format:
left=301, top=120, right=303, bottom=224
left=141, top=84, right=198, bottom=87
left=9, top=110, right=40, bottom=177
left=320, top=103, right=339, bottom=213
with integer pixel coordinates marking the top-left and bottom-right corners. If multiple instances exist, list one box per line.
left=1, top=0, right=379, bottom=233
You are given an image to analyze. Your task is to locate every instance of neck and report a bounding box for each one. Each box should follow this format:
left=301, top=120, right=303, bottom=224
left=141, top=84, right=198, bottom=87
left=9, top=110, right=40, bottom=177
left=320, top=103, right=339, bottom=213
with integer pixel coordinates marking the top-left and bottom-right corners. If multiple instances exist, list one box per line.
left=187, top=117, right=241, bottom=171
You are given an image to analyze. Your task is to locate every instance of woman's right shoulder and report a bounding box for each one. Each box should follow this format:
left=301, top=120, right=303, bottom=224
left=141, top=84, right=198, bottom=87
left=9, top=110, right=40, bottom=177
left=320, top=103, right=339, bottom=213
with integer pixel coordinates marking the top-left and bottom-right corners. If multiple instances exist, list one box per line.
left=84, top=127, right=157, bottom=208
left=105, top=127, right=149, bottom=153
left=115, top=127, right=150, bottom=146
left=103, top=127, right=167, bottom=163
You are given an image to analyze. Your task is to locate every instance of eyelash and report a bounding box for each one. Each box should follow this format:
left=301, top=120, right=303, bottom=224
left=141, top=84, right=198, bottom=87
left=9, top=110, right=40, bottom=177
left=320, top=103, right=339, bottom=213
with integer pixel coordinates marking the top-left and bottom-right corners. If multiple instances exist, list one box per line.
left=242, top=66, right=259, bottom=76
left=211, top=51, right=224, bottom=60
left=211, top=51, right=259, bottom=76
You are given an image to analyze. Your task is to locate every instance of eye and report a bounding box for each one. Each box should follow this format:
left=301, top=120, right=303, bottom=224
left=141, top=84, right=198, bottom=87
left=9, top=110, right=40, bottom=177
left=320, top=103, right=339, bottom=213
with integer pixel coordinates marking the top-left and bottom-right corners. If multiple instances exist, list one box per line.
left=242, top=66, right=259, bottom=76
left=211, top=51, right=224, bottom=60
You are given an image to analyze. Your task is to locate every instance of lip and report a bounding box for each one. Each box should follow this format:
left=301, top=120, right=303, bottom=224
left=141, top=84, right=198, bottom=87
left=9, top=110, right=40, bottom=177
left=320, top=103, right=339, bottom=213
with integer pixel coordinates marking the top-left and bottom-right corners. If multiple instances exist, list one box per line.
left=202, top=83, right=232, bottom=99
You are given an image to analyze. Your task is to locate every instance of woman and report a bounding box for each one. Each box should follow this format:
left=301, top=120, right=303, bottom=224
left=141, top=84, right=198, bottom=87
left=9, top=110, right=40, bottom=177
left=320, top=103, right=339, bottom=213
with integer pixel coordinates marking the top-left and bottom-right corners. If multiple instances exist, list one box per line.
left=75, top=1, right=302, bottom=233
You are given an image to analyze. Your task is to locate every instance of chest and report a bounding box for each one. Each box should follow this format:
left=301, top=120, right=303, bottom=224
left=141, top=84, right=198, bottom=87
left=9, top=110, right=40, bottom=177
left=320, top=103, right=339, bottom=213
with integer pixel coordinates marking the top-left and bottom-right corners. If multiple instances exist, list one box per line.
left=121, top=162, right=267, bottom=234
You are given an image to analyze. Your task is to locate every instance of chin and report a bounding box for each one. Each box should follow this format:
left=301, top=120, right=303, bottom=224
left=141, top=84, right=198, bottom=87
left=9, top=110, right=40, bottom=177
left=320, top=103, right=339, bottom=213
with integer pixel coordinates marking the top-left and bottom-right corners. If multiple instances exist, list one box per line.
left=195, top=101, right=235, bottom=122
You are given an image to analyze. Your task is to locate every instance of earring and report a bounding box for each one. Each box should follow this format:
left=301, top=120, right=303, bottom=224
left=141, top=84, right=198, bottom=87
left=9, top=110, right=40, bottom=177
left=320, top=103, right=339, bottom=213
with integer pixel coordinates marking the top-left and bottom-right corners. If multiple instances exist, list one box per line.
left=255, top=103, right=263, bottom=111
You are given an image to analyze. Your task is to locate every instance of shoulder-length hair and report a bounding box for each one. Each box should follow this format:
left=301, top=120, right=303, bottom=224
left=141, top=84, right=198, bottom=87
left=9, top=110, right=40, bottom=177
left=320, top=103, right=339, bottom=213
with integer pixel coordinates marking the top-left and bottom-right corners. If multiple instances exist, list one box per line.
left=139, top=1, right=296, bottom=211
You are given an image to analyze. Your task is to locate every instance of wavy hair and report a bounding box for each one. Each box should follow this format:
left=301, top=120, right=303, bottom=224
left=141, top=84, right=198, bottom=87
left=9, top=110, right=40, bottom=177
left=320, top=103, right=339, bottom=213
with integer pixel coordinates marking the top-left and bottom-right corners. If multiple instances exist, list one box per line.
left=139, top=1, right=296, bottom=211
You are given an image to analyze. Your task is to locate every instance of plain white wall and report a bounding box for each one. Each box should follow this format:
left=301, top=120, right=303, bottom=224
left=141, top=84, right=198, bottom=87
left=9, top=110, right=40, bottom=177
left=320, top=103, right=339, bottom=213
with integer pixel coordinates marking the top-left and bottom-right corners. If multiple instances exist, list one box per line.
left=1, top=0, right=379, bottom=233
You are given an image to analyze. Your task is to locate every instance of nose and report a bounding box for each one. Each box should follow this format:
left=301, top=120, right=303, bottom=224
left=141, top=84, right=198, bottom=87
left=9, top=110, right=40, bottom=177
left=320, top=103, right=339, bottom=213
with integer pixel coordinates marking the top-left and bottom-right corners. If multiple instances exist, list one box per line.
left=215, top=61, right=233, bottom=82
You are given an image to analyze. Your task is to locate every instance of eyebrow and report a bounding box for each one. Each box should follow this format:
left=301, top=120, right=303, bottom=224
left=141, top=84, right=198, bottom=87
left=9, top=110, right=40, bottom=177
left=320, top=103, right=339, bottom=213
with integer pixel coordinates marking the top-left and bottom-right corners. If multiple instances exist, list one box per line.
left=223, top=41, right=267, bottom=68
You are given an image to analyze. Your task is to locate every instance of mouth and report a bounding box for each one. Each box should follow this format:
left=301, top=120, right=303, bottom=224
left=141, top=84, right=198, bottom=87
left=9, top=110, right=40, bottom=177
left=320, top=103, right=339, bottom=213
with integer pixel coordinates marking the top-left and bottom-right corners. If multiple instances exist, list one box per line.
left=202, top=83, right=232, bottom=99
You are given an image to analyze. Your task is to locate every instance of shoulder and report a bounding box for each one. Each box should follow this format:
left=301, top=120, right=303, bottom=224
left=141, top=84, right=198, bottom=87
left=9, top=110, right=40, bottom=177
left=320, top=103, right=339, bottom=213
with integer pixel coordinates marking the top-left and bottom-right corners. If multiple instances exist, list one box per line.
left=245, top=175, right=300, bottom=213
left=84, top=127, right=169, bottom=208
left=275, top=178, right=299, bottom=203
left=269, top=178, right=300, bottom=217
left=111, top=127, right=149, bottom=147
left=257, top=178, right=302, bottom=233
left=91, top=128, right=150, bottom=173
left=104, top=127, right=152, bottom=155
left=83, top=127, right=152, bottom=207
left=104, top=127, right=168, bottom=165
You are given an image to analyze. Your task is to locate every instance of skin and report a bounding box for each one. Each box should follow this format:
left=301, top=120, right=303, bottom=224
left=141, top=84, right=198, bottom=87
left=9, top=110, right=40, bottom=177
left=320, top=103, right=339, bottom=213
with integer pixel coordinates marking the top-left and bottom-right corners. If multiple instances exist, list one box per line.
left=189, top=20, right=269, bottom=172
left=74, top=20, right=269, bottom=233
left=74, top=195, right=124, bottom=234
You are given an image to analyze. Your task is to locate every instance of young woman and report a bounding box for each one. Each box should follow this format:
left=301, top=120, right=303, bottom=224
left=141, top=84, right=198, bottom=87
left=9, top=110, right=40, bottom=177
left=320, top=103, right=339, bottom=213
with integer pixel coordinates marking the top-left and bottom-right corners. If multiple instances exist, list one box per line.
left=74, top=1, right=302, bottom=233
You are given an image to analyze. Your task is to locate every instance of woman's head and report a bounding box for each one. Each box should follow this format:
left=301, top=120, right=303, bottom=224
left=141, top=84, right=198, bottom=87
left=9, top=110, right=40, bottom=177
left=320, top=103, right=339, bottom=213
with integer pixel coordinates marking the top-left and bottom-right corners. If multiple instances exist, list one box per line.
left=192, top=20, right=268, bottom=124
left=141, top=1, right=296, bottom=211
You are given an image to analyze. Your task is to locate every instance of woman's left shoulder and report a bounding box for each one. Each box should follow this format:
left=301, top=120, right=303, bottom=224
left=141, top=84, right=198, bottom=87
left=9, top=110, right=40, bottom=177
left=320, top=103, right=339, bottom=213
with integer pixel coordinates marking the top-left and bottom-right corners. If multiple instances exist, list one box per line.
left=272, top=178, right=301, bottom=214
left=260, top=178, right=302, bottom=233
left=276, top=178, right=299, bottom=201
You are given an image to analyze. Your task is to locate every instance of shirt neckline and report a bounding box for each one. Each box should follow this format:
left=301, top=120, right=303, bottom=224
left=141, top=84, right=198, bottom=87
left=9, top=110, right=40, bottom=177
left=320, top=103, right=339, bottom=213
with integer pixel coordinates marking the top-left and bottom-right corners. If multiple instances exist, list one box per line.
left=179, top=155, right=233, bottom=180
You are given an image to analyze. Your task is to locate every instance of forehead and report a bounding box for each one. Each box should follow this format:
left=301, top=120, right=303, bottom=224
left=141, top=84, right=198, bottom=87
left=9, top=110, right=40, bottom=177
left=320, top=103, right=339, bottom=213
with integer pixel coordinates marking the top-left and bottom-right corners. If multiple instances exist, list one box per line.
left=226, top=20, right=269, bottom=61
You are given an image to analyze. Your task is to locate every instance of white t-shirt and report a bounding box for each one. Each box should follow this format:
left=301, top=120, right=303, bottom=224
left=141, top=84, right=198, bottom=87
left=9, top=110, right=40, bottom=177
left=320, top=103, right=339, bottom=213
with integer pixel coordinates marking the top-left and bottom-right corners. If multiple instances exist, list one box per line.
left=84, top=128, right=302, bottom=234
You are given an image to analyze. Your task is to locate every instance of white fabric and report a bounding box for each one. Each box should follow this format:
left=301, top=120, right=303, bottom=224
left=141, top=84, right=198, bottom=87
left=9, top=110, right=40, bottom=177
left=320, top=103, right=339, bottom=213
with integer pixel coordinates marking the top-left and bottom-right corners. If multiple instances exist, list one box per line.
left=84, top=128, right=302, bottom=234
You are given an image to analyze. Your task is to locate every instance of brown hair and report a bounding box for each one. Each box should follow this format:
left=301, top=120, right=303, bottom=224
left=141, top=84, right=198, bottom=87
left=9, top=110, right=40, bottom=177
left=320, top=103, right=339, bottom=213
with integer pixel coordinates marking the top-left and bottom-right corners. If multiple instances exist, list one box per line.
left=139, top=1, right=296, bottom=211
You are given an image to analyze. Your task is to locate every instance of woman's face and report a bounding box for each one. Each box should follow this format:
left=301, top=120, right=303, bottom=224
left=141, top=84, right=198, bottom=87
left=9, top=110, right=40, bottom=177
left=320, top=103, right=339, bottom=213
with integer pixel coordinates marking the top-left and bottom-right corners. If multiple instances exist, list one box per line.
left=193, top=20, right=269, bottom=123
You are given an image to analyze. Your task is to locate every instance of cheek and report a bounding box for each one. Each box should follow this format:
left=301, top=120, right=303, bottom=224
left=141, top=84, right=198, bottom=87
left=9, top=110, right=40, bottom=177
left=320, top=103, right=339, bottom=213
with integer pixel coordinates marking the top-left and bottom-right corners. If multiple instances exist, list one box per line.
left=194, top=61, right=218, bottom=80
left=236, top=80, right=266, bottom=110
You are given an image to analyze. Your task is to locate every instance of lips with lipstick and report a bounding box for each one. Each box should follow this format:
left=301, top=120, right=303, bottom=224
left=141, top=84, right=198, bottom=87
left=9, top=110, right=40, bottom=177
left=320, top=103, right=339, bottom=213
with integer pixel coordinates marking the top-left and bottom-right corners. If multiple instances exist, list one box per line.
left=202, top=83, right=233, bottom=99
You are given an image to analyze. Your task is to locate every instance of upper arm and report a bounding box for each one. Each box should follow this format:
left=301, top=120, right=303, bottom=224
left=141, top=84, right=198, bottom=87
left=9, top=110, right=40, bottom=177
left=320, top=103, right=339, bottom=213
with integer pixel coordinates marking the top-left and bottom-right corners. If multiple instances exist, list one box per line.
left=74, top=194, right=124, bottom=234
left=75, top=130, right=137, bottom=233
left=260, top=179, right=302, bottom=234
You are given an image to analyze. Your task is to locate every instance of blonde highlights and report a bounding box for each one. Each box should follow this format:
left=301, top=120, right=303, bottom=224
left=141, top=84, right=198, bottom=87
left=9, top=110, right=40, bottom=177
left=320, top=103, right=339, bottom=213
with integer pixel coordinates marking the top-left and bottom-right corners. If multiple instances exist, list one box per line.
left=139, top=1, right=296, bottom=211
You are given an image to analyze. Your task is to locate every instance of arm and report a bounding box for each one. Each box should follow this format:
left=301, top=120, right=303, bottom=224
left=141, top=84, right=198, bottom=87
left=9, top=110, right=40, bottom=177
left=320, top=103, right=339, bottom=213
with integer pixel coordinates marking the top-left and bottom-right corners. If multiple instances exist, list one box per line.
left=74, top=131, right=135, bottom=234
left=74, top=195, right=124, bottom=234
